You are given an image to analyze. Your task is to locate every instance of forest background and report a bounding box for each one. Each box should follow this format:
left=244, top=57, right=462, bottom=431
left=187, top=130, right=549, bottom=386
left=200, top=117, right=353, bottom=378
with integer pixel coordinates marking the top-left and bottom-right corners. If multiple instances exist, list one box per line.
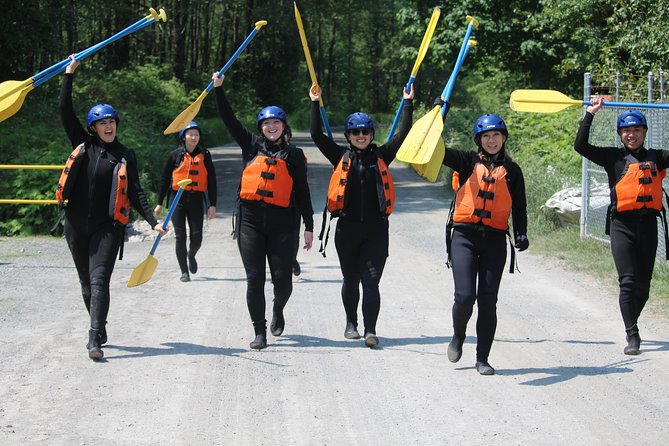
left=0, top=0, right=666, bottom=252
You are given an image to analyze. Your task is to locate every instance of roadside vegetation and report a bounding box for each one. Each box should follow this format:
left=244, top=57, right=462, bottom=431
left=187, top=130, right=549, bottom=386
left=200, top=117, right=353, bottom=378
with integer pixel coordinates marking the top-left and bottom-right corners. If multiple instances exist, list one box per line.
left=1, top=0, right=668, bottom=300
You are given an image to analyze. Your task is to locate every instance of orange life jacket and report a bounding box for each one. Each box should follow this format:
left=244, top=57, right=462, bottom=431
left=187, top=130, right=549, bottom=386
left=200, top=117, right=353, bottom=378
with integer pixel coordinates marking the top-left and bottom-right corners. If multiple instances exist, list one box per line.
left=453, top=161, right=512, bottom=231
left=172, top=150, right=208, bottom=192
left=55, top=143, right=131, bottom=225
left=239, top=147, right=294, bottom=208
left=613, top=151, right=666, bottom=213
left=327, top=149, right=395, bottom=216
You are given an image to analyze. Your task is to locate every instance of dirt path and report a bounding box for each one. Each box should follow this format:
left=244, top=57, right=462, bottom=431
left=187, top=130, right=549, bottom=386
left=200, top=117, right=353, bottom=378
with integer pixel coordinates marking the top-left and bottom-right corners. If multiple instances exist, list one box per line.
left=1, top=132, right=668, bottom=445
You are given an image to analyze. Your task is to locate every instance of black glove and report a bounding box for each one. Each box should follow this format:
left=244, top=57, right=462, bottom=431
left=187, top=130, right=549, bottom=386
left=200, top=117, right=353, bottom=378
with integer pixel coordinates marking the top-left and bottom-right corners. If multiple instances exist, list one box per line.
left=515, top=235, right=529, bottom=252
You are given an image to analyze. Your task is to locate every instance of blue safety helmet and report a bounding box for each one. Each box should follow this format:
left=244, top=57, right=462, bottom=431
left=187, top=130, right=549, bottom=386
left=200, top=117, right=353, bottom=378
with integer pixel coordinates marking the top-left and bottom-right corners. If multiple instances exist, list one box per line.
left=345, top=112, right=374, bottom=132
left=87, top=103, right=119, bottom=128
left=179, top=121, right=201, bottom=139
left=617, top=110, right=647, bottom=132
left=257, top=106, right=288, bottom=126
left=473, top=114, right=507, bottom=139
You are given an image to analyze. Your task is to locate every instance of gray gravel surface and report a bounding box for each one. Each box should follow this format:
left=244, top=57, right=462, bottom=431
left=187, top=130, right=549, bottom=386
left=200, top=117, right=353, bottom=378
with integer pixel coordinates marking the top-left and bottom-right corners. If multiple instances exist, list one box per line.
left=1, top=132, right=668, bottom=445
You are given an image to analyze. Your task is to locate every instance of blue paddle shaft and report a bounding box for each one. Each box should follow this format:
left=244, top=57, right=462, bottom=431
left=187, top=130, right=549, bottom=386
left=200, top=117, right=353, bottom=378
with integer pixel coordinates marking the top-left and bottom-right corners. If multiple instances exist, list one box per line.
left=33, top=18, right=154, bottom=88
left=386, top=75, right=416, bottom=142
left=584, top=100, right=669, bottom=110
left=204, top=27, right=263, bottom=94
left=149, top=186, right=186, bottom=255
left=320, top=106, right=333, bottom=139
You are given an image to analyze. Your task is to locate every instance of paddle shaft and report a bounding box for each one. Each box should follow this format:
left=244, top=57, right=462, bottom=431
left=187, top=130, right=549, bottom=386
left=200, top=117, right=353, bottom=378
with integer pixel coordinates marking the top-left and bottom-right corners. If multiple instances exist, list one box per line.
left=440, top=20, right=476, bottom=106
left=150, top=186, right=186, bottom=255
left=0, top=12, right=159, bottom=102
left=204, top=22, right=267, bottom=95
left=387, top=8, right=440, bottom=142
left=294, top=3, right=333, bottom=138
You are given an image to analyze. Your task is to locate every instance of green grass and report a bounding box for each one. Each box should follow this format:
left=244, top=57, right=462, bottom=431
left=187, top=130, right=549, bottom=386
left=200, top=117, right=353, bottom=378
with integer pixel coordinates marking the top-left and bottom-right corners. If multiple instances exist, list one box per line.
left=530, top=224, right=669, bottom=306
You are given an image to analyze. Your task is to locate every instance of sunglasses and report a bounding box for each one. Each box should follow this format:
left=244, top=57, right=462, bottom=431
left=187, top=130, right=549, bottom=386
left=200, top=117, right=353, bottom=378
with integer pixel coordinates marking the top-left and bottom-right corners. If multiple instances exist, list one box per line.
left=349, top=128, right=372, bottom=136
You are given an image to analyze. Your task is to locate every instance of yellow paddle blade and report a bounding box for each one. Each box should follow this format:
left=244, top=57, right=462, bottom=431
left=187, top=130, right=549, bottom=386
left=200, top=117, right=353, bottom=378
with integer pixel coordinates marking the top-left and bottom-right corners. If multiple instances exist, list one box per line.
left=0, top=84, right=34, bottom=123
left=411, top=137, right=444, bottom=182
left=396, top=106, right=442, bottom=163
left=163, top=89, right=209, bottom=135
left=413, top=113, right=445, bottom=165
left=0, top=78, right=33, bottom=102
left=127, top=254, right=158, bottom=288
left=509, top=89, right=583, bottom=113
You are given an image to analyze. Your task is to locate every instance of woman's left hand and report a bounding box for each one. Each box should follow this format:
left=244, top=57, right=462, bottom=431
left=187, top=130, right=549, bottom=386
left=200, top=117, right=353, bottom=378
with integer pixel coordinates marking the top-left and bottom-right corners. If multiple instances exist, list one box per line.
left=207, top=206, right=216, bottom=220
left=153, top=223, right=168, bottom=236
left=303, top=231, right=313, bottom=251
left=403, top=83, right=414, bottom=100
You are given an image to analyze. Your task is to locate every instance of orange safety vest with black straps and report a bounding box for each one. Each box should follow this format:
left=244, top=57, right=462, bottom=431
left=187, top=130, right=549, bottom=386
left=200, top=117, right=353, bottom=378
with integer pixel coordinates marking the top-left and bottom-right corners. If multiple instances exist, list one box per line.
left=613, top=151, right=666, bottom=213
left=453, top=161, right=512, bottom=231
left=172, top=150, right=208, bottom=192
left=55, top=143, right=131, bottom=225
left=239, top=147, right=294, bottom=208
left=327, top=149, right=395, bottom=216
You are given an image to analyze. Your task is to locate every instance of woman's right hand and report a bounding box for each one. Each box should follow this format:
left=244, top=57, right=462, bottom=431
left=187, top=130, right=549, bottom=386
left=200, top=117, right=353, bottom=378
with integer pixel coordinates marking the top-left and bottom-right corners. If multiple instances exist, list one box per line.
left=212, top=72, right=224, bottom=88
left=309, top=83, right=321, bottom=102
left=153, top=205, right=162, bottom=217
left=586, top=95, right=609, bottom=114
left=65, top=55, right=80, bottom=74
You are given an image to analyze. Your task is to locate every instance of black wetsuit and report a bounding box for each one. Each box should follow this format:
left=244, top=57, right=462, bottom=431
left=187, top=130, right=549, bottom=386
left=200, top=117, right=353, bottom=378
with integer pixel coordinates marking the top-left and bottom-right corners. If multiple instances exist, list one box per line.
left=444, top=149, right=527, bottom=363
left=59, top=73, right=158, bottom=333
left=310, top=99, right=412, bottom=335
left=575, top=112, right=669, bottom=338
left=156, top=146, right=217, bottom=275
left=216, top=87, right=314, bottom=335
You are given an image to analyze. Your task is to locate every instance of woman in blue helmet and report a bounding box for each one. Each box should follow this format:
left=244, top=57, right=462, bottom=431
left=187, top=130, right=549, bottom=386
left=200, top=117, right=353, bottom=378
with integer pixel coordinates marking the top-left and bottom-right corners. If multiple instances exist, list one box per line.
left=443, top=114, right=528, bottom=375
left=309, top=84, right=414, bottom=348
left=59, top=57, right=166, bottom=360
left=213, top=73, right=314, bottom=350
left=575, top=98, right=669, bottom=355
left=155, top=121, right=218, bottom=282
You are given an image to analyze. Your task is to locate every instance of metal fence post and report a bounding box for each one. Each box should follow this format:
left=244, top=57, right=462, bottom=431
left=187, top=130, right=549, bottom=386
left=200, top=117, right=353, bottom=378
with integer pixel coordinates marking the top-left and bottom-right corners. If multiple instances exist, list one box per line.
left=581, top=72, right=592, bottom=240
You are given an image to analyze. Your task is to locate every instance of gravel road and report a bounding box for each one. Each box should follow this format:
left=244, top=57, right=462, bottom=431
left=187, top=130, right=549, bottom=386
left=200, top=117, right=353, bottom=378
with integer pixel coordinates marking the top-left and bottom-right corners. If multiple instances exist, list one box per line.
left=1, top=132, right=668, bottom=445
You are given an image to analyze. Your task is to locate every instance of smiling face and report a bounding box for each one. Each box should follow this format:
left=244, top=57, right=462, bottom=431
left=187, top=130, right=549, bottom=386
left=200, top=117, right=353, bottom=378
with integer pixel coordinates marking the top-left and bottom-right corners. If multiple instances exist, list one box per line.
left=619, top=126, right=646, bottom=152
left=479, top=130, right=507, bottom=157
left=260, top=118, right=285, bottom=143
left=92, top=118, right=117, bottom=143
left=347, top=128, right=373, bottom=150
left=183, top=128, right=200, bottom=151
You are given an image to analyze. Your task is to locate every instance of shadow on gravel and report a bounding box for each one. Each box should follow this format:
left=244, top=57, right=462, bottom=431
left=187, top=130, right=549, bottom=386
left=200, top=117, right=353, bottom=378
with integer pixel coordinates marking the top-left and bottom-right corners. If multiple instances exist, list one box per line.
left=497, top=358, right=645, bottom=386
left=104, top=342, right=247, bottom=360
left=272, top=334, right=452, bottom=350
left=497, top=338, right=616, bottom=346
left=638, top=339, right=669, bottom=352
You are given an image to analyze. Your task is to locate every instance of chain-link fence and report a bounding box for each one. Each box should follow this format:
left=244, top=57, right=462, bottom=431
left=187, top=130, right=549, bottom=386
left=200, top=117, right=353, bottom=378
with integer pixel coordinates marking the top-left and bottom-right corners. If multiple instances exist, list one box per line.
left=581, top=71, right=669, bottom=261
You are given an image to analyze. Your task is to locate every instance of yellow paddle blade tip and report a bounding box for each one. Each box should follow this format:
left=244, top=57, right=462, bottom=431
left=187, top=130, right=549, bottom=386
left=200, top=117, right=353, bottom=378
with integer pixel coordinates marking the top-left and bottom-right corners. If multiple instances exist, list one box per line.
left=127, top=255, right=158, bottom=287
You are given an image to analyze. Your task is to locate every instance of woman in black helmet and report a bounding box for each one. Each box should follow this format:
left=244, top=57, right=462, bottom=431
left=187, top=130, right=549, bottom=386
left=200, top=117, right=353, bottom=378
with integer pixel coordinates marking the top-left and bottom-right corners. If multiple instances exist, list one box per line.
left=59, top=57, right=165, bottom=360
left=443, top=113, right=528, bottom=375
left=213, top=73, right=314, bottom=350
left=155, top=120, right=218, bottom=282
left=309, top=84, right=413, bottom=348
left=575, top=98, right=669, bottom=355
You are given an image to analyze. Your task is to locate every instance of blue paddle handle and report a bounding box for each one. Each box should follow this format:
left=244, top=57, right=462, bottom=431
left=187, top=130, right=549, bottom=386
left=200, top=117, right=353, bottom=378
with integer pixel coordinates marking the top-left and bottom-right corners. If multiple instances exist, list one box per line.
left=440, top=22, right=474, bottom=102
left=441, top=43, right=472, bottom=118
left=149, top=186, right=186, bottom=255
left=386, top=75, right=416, bottom=142
left=33, top=18, right=153, bottom=88
left=320, top=106, right=333, bottom=139
left=205, top=27, right=262, bottom=94
left=584, top=100, right=669, bottom=110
